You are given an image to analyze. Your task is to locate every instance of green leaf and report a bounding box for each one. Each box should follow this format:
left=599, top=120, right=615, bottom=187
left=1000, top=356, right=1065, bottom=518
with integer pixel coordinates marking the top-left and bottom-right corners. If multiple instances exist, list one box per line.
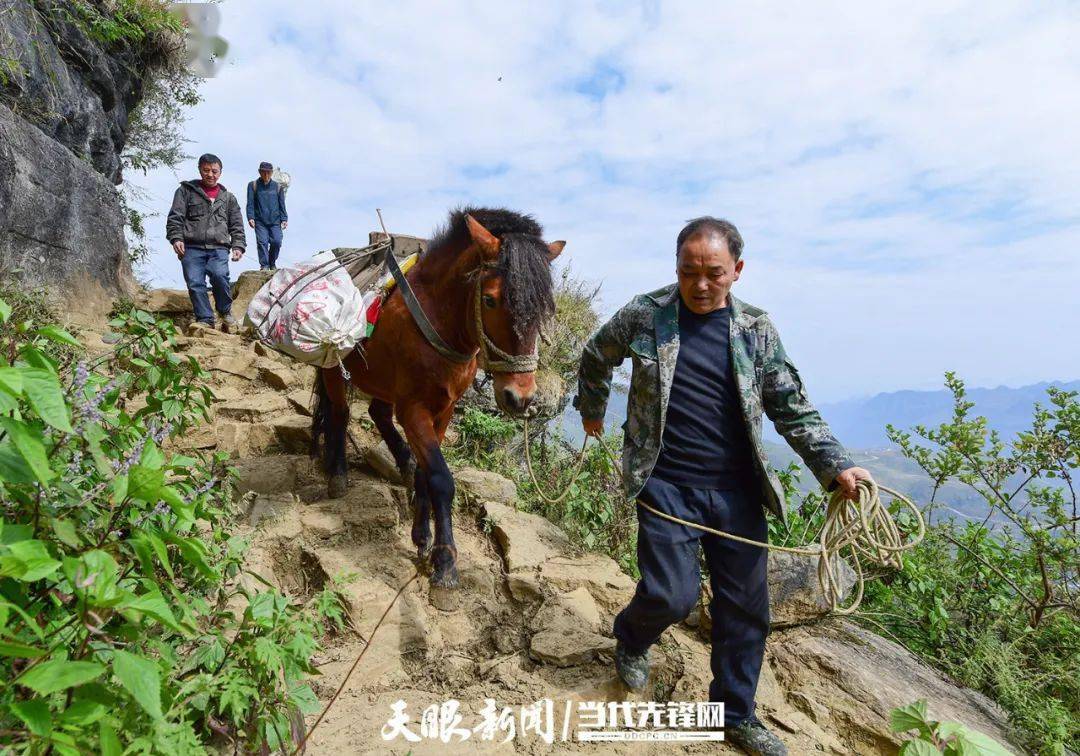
left=51, top=518, right=80, bottom=548
left=63, top=550, right=120, bottom=606
left=891, top=700, right=931, bottom=734
left=0, top=640, right=48, bottom=658
left=146, top=531, right=173, bottom=578
left=34, top=325, right=81, bottom=348
left=0, top=417, right=55, bottom=485
left=112, top=649, right=163, bottom=721
left=21, top=368, right=72, bottom=433
left=99, top=721, right=122, bottom=756
left=159, top=485, right=192, bottom=522
left=0, top=298, right=10, bottom=323
left=0, top=540, right=62, bottom=581
left=953, top=728, right=1014, bottom=755
left=0, top=443, right=37, bottom=484
left=82, top=423, right=112, bottom=476
left=128, top=464, right=164, bottom=502
left=121, top=589, right=183, bottom=633
left=9, top=698, right=51, bottom=737
left=17, top=659, right=106, bottom=694
left=901, top=741, right=943, bottom=756
left=162, top=399, right=183, bottom=419
left=0, top=366, right=23, bottom=396
left=59, top=698, right=107, bottom=726
left=139, top=441, right=164, bottom=470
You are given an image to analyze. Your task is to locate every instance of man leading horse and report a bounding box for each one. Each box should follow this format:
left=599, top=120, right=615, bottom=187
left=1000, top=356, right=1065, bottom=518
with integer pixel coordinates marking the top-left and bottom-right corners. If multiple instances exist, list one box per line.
left=574, top=216, right=872, bottom=755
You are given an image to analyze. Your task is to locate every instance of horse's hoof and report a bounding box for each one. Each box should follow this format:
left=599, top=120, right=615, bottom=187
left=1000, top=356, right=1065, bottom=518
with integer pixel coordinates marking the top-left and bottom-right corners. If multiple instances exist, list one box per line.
left=428, top=582, right=462, bottom=612
left=415, top=541, right=432, bottom=562
left=327, top=474, right=348, bottom=499
left=429, top=564, right=459, bottom=589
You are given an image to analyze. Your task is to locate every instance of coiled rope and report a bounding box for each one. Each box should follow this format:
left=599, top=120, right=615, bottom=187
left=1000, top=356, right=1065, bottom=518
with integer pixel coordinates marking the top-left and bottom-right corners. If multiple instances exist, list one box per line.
left=522, top=417, right=925, bottom=614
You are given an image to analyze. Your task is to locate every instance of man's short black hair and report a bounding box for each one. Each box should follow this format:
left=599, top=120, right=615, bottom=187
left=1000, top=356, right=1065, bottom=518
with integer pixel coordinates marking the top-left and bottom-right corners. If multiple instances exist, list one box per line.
left=198, top=153, right=222, bottom=168
left=676, top=216, right=744, bottom=260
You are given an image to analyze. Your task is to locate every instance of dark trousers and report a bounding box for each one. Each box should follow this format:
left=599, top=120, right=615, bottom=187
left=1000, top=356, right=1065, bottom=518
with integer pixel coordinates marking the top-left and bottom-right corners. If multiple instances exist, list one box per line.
left=254, top=220, right=283, bottom=269
left=613, top=473, right=771, bottom=726
left=180, top=246, right=232, bottom=324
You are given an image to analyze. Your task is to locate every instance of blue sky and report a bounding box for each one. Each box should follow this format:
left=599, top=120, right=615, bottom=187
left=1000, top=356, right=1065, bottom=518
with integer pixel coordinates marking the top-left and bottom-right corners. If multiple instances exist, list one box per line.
left=133, top=0, right=1080, bottom=402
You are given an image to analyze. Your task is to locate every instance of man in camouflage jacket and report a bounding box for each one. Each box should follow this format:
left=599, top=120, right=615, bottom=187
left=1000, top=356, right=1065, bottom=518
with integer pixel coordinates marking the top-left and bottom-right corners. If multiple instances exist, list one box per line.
left=574, top=217, right=870, bottom=755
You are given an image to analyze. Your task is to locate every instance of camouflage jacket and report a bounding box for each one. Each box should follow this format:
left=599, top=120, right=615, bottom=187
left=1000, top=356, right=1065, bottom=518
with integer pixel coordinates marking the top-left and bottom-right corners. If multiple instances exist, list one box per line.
left=573, top=282, right=854, bottom=523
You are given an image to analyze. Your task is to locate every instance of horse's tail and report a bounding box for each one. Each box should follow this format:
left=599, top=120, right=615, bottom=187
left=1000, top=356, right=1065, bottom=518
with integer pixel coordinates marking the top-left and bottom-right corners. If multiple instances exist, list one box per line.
left=310, top=368, right=329, bottom=462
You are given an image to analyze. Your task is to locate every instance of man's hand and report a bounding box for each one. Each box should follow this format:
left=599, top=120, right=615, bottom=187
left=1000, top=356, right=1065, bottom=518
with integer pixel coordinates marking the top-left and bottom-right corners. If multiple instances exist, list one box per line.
left=230, top=248, right=244, bottom=262
left=248, top=218, right=255, bottom=228
left=172, top=240, right=185, bottom=259
left=582, top=417, right=604, bottom=437
left=281, top=221, right=288, bottom=230
left=834, top=466, right=873, bottom=500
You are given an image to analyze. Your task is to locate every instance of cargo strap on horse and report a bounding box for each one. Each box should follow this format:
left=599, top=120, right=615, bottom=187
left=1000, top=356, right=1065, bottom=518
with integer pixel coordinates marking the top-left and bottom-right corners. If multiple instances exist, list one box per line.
left=521, top=416, right=925, bottom=615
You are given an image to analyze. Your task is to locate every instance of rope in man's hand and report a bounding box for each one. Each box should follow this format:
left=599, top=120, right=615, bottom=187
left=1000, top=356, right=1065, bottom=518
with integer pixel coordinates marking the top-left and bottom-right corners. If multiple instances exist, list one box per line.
left=522, top=417, right=925, bottom=614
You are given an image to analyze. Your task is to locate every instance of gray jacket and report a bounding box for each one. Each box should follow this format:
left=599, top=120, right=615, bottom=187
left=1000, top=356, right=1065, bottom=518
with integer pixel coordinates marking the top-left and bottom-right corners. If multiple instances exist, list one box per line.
left=165, top=180, right=247, bottom=250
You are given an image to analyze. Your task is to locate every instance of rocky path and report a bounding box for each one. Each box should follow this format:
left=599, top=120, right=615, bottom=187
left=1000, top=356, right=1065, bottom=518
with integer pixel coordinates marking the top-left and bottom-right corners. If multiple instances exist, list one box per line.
left=123, top=290, right=1024, bottom=755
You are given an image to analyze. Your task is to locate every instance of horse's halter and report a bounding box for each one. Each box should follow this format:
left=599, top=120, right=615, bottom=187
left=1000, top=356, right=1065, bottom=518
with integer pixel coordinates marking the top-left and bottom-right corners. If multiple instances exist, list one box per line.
left=385, top=244, right=539, bottom=374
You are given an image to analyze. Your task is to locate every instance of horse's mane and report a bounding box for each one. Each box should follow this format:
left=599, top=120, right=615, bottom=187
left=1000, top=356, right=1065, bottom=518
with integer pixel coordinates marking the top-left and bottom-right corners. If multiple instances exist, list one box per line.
left=427, top=207, right=555, bottom=338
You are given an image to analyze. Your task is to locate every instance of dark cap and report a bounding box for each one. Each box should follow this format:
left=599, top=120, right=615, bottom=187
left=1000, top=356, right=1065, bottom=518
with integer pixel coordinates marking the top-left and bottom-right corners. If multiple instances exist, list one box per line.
left=259, top=161, right=273, bottom=171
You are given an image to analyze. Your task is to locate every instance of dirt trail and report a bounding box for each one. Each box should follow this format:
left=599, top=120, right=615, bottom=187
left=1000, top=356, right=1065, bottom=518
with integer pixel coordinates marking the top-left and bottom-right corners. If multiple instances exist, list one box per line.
left=112, top=303, right=1024, bottom=755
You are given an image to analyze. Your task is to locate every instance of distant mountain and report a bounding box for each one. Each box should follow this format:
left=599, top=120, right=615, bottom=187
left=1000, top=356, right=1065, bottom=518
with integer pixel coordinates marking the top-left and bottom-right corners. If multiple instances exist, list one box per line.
left=769, top=380, right=1080, bottom=450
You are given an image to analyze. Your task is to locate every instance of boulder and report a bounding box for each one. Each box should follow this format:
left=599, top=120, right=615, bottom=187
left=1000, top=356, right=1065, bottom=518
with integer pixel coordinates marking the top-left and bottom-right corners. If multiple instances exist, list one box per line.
left=257, top=362, right=302, bottom=391
left=143, top=289, right=193, bottom=313
left=207, top=351, right=257, bottom=379
left=247, top=492, right=301, bottom=528
left=274, top=415, right=313, bottom=453
left=215, top=421, right=275, bottom=458
left=302, top=509, right=346, bottom=539
left=538, top=554, right=637, bottom=613
left=234, top=456, right=300, bottom=496
left=529, top=589, right=614, bottom=667
left=768, top=620, right=1024, bottom=754
left=286, top=389, right=314, bottom=416
left=768, top=552, right=857, bottom=627
left=482, top=501, right=571, bottom=574
left=455, top=468, right=517, bottom=505
left=217, top=394, right=289, bottom=423
left=364, top=442, right=402, bottom=484
left=232, top=270, right=274, bottom=321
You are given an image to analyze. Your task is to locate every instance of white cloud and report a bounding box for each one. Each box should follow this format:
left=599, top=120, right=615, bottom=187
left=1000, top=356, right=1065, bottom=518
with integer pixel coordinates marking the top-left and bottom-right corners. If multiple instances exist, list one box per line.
left=132, top=0, right=1080, bottom=401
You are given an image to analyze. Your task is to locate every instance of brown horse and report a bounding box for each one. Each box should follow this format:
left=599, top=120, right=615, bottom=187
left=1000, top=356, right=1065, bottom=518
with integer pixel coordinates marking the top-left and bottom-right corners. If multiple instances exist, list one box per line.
left=311, top=208, right=564, bottom=588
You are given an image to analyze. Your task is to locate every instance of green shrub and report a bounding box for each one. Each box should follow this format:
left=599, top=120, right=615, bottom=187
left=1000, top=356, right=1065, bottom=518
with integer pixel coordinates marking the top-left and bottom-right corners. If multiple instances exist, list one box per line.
left=891, top=698, right=1013, bottom=754
left=0, top=299, right=340, bottom=754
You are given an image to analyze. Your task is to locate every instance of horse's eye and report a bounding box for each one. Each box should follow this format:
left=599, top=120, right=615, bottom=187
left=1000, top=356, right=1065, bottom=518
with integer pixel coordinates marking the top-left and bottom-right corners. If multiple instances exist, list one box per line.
left=482, top=294, right=498, bottom=309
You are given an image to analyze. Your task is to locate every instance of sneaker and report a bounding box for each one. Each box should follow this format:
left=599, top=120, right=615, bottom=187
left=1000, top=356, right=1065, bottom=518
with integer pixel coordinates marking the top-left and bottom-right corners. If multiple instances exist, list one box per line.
left=727, top=716, right=788, bottom=756
left=218, top=313, right=239, bottom=333
left=614, top=640, right=650, bottom=691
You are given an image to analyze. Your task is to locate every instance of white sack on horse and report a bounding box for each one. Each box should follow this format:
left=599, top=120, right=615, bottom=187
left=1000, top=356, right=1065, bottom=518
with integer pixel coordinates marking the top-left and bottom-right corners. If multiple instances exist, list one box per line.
left=245, top=251, right=367, bottom=367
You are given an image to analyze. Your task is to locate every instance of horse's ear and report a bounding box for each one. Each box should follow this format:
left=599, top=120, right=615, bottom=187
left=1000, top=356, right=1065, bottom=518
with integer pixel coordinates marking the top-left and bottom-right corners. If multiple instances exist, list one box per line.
left=547, top=240, right=565, bottom=262
left=465, top=214, right=500, bottom=260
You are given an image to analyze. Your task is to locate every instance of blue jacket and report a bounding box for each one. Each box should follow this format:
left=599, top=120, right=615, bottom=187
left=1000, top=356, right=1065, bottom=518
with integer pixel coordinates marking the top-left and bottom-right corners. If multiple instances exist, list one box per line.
left=246, top=178, right=288, bottom=225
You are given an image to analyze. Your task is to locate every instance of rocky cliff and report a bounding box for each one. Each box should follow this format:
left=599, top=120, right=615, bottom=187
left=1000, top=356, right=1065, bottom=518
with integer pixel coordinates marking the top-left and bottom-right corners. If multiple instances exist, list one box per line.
left=0, top=0, right=169, bottom=306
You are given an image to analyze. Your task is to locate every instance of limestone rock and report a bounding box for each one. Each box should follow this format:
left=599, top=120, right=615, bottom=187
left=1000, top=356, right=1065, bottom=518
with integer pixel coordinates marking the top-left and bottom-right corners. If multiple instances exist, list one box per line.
left=364, top=442, right=402, bottom=484
left=456, top=468, right=517, bottom=505
left=538, top=554, right=637, bottom=612
left=234, top=456, right=299, bottom=496
left=482, top=501, right=571, bottom=573
left=215, top=421, right=275, bottom=457
left=768, top=619, right=1024, bottom=754
left=286, top=388, right=314, bottom=416
left=258, top=362, right=302, bottom=391
left=338, top=479, right=399, bottom=530
left=232, top=270, right=274, bottom=321
left=208, top=351, right=257, bottom=379
left=768, top=552, right=857, bottom=627
left=247, top=492, right=300, bottom=528
left=529, top=590, right=614, bottom=668
left=143, top=289, right=193, bottom=313
left=217, top=394, right=289, bottom=423
left=302, top=509, right=346, bottom=539
left=274, top=414, right=313, bottom=453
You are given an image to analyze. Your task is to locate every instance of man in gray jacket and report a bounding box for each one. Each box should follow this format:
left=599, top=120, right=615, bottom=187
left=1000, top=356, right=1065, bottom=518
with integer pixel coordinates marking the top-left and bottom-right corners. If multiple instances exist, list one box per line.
left=165, top=153, right=247, bottom=331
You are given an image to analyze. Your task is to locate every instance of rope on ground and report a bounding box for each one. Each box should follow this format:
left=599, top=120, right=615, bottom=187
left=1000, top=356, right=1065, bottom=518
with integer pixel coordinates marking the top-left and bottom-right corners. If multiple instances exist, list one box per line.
left=521, top=418, right=925, bottom=614
left=292, top=568, right=421, bottom=755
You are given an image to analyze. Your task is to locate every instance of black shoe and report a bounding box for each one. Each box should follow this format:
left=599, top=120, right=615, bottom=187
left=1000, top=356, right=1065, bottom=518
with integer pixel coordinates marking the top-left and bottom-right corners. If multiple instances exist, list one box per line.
left=614, top=640, right=649, bottom=691
left=727, top=716, right=788, bottom=756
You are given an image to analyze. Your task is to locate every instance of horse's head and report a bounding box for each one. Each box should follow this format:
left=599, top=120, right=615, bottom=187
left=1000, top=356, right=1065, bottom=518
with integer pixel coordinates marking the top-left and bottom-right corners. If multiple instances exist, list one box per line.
left=463, top=213, right=564, bottom=417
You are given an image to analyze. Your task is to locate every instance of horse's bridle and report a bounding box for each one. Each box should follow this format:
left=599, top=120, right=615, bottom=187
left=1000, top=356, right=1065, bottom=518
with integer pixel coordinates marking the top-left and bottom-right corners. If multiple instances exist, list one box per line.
left=384, top=244, right=539, bottom=374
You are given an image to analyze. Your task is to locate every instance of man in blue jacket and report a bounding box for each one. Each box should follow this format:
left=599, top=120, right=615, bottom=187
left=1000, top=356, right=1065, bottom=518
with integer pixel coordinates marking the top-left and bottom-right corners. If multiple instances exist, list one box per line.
left=246, top=161, right=288, bottom=270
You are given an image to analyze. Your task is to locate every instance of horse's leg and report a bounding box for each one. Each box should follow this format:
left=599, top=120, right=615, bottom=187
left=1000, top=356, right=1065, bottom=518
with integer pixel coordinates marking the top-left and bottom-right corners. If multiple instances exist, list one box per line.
left=312, top=367, right=350, bottom=498
left=398, top=402, right=458, bottom=588
left=368, top=399, right=428, bottom=558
